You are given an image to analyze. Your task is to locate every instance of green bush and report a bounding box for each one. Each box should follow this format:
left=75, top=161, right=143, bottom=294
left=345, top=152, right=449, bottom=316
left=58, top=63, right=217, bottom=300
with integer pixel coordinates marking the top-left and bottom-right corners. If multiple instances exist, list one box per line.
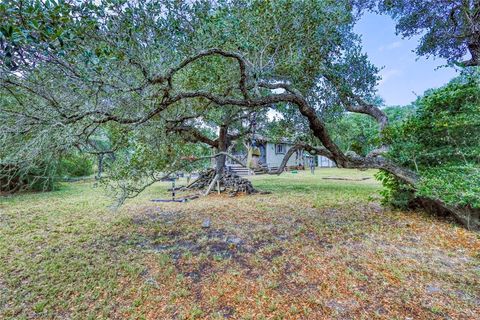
left=58, top=154, right=94, bottom=178
left=379, top=75, right=480, bottom=209
left=374, top=170, right=415, bottom=209
left=417, top=165, right=480, bottom=209
left=0, top=162, right=58, bottom=192
left=1, top=153, right=94, bottom=193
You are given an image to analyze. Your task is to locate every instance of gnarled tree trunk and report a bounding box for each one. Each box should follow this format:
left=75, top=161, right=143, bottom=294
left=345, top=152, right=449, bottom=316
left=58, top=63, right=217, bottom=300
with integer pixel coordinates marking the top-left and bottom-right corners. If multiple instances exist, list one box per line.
left=215, top=125, right=228, bottom=179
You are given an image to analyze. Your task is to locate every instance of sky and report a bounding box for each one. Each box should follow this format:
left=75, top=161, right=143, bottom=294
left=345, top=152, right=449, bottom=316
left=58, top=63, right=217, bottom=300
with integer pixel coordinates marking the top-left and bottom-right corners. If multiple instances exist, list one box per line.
left=354, top=13, right=459, bottom=106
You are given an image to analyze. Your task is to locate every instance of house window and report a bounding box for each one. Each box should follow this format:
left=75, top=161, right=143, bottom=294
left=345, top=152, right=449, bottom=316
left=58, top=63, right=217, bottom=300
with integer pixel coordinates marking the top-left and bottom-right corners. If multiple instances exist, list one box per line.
left=275, top=143, right=286, bottom=154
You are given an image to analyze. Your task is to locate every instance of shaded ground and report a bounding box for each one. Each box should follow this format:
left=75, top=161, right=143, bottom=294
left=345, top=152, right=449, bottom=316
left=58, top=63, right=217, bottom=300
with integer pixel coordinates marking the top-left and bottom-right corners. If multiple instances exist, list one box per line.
left=0, top=169, right=478, bottom=319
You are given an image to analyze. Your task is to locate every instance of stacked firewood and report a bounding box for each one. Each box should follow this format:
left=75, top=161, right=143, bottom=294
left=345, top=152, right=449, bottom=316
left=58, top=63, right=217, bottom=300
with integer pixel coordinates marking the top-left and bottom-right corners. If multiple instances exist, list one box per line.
left=185, top=169, right=216, bottom=190
left=221, top=170, right=257, bottom=195
left=187, top=169, right=257, bottom=195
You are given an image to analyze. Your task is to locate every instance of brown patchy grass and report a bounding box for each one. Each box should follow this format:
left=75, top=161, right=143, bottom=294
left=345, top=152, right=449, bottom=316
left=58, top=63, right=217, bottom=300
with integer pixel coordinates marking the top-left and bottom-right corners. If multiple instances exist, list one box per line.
left=1, top=169, right=479, bottom=319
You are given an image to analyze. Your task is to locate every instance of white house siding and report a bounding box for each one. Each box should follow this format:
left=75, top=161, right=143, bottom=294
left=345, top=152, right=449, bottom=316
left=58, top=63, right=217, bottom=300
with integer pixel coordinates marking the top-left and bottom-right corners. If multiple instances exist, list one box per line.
left=318, top=155, right=336, bottom=168
left=265, top=143, right=301, bottom=168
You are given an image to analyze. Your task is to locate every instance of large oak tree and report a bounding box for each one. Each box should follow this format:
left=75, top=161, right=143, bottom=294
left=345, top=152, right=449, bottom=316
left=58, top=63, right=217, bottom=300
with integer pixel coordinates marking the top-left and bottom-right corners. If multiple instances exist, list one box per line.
left=0, top=0, right=476, bottom=227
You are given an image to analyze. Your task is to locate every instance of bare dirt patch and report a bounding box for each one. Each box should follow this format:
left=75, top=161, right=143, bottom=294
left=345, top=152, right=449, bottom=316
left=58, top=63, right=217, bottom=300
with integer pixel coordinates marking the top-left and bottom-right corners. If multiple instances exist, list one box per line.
left=2, top=171, right=478, bottom=319
left=122, top=194, right=480, bottom=319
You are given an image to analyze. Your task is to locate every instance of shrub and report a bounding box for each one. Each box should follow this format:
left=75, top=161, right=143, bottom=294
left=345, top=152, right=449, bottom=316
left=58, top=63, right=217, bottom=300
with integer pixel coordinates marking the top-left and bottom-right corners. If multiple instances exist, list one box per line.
left=379, top=76, right=480, bottom=210
left=58, top=154, right=94, bottom=178
left=1, top=153, right=94, bottom=193
left=374, top=170, right=415, bottom=209
left=417, top=165, right=480, bottom=209
left=0, top=162, right=58, bottom=192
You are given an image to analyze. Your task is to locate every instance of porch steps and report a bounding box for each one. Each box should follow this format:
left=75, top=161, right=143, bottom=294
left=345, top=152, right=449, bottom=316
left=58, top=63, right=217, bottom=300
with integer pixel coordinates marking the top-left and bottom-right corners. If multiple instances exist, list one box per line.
left=227, top=164, right=253, bottom=176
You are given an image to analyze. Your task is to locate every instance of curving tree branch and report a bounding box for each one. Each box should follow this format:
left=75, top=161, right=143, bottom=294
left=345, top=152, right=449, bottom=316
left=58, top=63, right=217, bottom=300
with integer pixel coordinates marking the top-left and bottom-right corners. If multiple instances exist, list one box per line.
left=1, top=47, right=419, bottom=185
left=150, top=48, right=252, bottom=99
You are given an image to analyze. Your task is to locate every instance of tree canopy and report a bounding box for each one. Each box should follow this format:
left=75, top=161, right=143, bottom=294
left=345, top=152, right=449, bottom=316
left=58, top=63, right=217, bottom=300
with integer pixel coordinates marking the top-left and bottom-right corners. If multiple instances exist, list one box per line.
left=0, top=0, right=478, bottom=228
left=1, top=1, right=392, bottom=195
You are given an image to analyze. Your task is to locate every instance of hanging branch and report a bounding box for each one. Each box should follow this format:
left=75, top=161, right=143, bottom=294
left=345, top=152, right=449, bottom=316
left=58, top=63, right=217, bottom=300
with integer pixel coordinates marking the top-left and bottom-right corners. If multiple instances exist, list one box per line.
left=1, top=47, right=419, bottom=185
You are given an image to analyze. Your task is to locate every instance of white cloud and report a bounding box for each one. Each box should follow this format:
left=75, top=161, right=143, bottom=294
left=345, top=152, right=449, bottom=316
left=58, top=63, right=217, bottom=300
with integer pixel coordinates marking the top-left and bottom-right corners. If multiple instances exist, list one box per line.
left=379, top=41, right=402, bottom=51
left=387, top=41, right=402, bottom=49
left=379, top=69, right=402, bottom=85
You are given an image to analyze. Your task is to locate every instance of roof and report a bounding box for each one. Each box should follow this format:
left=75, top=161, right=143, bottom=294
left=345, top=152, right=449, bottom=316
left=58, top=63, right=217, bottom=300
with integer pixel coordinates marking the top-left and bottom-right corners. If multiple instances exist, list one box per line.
left=253, top=134, right=294, bottom=145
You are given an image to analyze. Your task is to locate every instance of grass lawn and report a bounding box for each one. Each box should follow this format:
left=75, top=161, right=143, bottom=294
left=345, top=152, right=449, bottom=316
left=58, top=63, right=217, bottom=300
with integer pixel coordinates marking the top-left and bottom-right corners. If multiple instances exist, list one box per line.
left=0, top=169, right=479, bottom=319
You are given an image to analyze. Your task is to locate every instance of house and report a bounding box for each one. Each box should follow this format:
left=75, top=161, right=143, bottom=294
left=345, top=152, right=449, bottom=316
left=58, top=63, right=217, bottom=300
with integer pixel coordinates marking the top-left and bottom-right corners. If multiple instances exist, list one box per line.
left=318, top=155, right=336, bottom=168
left=225, top=135, right=334, bottom=175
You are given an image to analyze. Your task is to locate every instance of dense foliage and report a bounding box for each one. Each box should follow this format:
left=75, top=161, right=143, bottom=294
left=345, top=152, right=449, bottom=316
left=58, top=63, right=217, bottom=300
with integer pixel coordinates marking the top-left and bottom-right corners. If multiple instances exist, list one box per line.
left=0, top=153, right=93, bottom=193
left=58, top=154, right=94, bottom=179
left=0, top=0, right=382, bottom=200
left=417, top=165, right=480, bottom=209
left=380, top=75, right=480, bottom=209
left=326, top=104, right=416, bottom=157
